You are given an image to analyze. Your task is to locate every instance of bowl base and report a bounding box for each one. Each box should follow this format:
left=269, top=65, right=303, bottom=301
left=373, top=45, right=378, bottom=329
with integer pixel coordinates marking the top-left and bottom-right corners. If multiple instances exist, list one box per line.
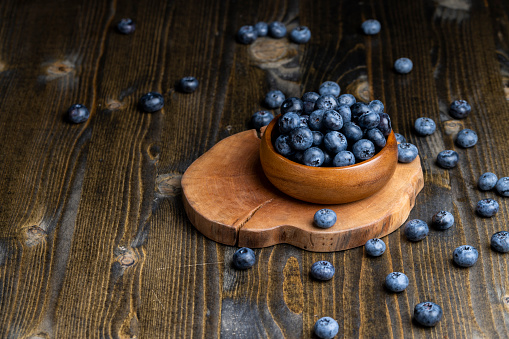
left=182, top=130, right=424, bottom=252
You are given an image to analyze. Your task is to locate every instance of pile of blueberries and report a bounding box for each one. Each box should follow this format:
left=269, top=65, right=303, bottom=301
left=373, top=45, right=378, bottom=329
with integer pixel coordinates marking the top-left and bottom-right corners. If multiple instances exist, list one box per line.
left=237, top=21, right=311, bottom=44
left=258, top=81, right=394, bottom=168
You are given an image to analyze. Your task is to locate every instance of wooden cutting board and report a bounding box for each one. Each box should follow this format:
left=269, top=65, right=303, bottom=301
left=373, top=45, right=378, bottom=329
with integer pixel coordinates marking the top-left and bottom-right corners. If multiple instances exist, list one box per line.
left=182, top=129, right=424, bottom=252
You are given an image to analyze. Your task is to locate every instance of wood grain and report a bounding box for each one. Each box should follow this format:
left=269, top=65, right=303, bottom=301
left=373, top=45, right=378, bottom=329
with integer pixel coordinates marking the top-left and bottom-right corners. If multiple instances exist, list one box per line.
left=0, top=0, right=508, bottom=338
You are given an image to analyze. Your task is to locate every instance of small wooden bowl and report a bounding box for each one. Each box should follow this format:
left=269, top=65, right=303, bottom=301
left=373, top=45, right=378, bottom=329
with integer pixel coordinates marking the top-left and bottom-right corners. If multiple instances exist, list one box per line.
left=260, top=116, right=398, bottom=204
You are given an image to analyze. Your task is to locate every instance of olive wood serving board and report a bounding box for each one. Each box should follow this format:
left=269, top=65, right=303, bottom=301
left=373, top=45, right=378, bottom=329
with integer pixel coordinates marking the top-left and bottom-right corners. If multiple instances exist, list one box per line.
left=182, top=129, right=424, bottom=252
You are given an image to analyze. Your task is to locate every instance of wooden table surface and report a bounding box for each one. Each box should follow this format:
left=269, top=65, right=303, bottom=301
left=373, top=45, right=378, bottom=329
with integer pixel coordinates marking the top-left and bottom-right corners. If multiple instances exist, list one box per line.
left=1, top=0, right=508, bottom=338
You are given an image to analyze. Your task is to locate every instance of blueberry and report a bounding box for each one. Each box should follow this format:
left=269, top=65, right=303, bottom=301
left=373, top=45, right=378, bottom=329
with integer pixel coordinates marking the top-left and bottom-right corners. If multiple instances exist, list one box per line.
left=117, top=18, right=135, bottom=34
left=351, top=102, right=370, bottom=120
left=254, top=22, right=268, bottom=37
left=385, top=272, right=409, bottom=292
left=338, top=94, right=356, bottom=107
left=268, top=21, right=287, bottom=38
left=232, top=247, right=256, bottom=269
left=264, top=90, right=285, bottom=108
left=315, top=94, right=339, bottom=111
left=314, top=208, right=337, bottom=228
left=394, top=57, right=413, bottom=74
left=319, top=81, right=341, bottom=97
left=323, top=110, right=344, bottom=131
left=279, top=112, right=300, bottom=133
left=398, top=143, right=418, bottom=163
left=453, top=245, right=478, bottom=267
left=365, top=128, right=386, bottom=149
left=312, top=130, right=324, bottom=146
left=289, top=127, right=313, bottom=151
left=302, top=92, right=320, bottom=114
left=280, top=97, right=304, bottom=114
left=299, top=115, right=309, bottom=127
left=67, top=104, right=90, bottom=123
left=395, top=133, right=406, bottom=143
left=377, top=113, right=392, bottom=137
left=414, top=302, right=443, bottom=327
left=336, top=105, right=352, bottom=124
left=357, top=111, right=380, bottom=129
left=179, top=76, right=199, bottom=93
left=303, top=147, right=325, bottom=167
left=495, top=177, right=509, bottom=197
left=274, top=135, right=294, bottom=156
left=139, top=92, right=164, bottom=112
left=314, top=317, right=339, bottom=339
left=449, top=100, right=471, bottom=119
left=322, top=151, right=332, bottom=166
left=310, top=261, right=335, bottom=281
left=292, top=151, right=304, bottom=163
left=432, top=211, right=454, bottom=230
left=237, top=25, right=258, bottom=44
left=361, top=19, right=381, bottom=35
left=364, top=238, right=386, bottom=257
left=341, top=122, right=364, bottom=143
left=478, top=172, right=498, bottom=191
left=308, top=109, right=325, bottom=130
left=491, top=231, right=509, bottom=253
left=289, top=26, right=311, bottom=44
left=476, top=198, right=499, bottom=217
left=323, top=131, right=348, bottom=154
left=414, top=117, right=436, bottom=136
left=404, top=219, right=429, bottom=242
left=368, top=100, right=384, bottom=113
left=352, top=139, right=375, bottom=162
left=251, top=110, right=274, bottom=129
left=456, top=129, right=478, bottom=148
left=436, top=150, right=459, bottom=169
left=332, top=151, right=355, bottom=167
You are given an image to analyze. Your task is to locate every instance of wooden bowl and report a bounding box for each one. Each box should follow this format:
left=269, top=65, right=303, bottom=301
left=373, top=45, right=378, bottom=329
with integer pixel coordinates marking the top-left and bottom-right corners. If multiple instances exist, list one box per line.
left=259, top=116, right=398, bottom=204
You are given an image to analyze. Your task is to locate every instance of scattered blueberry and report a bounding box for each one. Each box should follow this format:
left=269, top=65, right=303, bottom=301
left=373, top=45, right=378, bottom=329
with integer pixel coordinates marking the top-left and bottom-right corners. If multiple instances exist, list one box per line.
left=340, top=122, right=364, bottom=143
left=117, top=18, right=135, bottom=34
left=268, top=21, right=287, bottom=38
left=315, top=94, right=339, bottom=111
left=302, top=92, right=320, bottom=114
left=365, top=128, right=386, bottom=149
left=478, top=172, right=498, bottom=191
left=332, top=151, right=355, bottom=167
left=265, top=90, right=285, bottom=108
left=414, top=117, right=436, bottom=136
left=394, top=57, right=413, bottom=74
left=364, top=238, right=386, bottom=257
left=414, top=302, right=443, bottom=327
left=352, top=139, right=375, bottom=162
left=232, top=247, right=256, bottom=269
left=491, top=231, right=509, bottom=253
left=398, top=143, right=418, bottom=163
left=495, top=177, right=509, bottom=197
left=314, top=317, right=339, bottom=339
left=453, top=245, right=478, bottom=267
left=436, top=150, right=459, bottom=169
left=289, top=26, right=311, bottom=44
left=323, top=110, right=344, bottom=131
left=404, top=219, right=429, bottom=242
left=280, top=97, right=304, bottom=114
left=323, top=131, right=348, bottom=154
left=338, top=94, right=356, bottom=107
left=254, top=22, right=268, bottom=37
left=274, top=134, right=294, bottom=156
left=377, top=113, right=392, bottom=137
left=456, top=129, right=478, bottom=148
left=251, top=110, right=274, bottom=129
left=289, top=127, right=314, bottom=151
left=385, top=272, right=409, bottom=292
left=361, top=19, right=381, bottom=35
left=67, top=104, right=90, bottom=123
left=395, top=133, right=406, bottom=143
left=310, top=261, right=335, bottom=281
left=308, top=109, right=325, bottom=131
left=179, top=76, right=199, bottom=93
left=449, top=100, right=471, bottom=119
left=357, top=111, right=380, bottom=129
left=139, top=92, right=164, bottom=112
left=314, top=208, right=337, bottom=228
left=237, top=25, right=258, bottom=44
left=368, top=100, right=384, bottom=113
left=476, top=198, right=499, bottom=217
left=303, top=147, right=325, bottom=167
left=319, top=81, right=341, bottom=97
left=432, top=211, right=454, bottom=230
left=279, top=112, right=301, bottom=134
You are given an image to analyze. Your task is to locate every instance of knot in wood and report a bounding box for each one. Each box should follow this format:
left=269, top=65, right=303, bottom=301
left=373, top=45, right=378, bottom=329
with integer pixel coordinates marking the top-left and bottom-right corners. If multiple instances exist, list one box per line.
left=156, top=173, right=182, bottom=198
left=46, top=60, right=75, bottom=79
left=118, top=254, right=136, bottom=267
left=249, top=37, right=294, bottom=62
left=443, top=119, right=464, bottom=135
left=106, top=99, right=124, bottom=111
left=24, top=225, right=47, bottom=246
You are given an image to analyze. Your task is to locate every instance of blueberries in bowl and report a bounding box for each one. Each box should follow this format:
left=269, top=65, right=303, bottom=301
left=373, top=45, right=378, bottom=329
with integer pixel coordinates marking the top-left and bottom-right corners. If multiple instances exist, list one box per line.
left=319, top=81, right=340, bottom=97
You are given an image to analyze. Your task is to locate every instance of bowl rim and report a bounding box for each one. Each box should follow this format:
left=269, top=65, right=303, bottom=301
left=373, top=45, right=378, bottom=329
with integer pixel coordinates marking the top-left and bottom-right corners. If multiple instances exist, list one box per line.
left=263, top=114, right=397, bottom=171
